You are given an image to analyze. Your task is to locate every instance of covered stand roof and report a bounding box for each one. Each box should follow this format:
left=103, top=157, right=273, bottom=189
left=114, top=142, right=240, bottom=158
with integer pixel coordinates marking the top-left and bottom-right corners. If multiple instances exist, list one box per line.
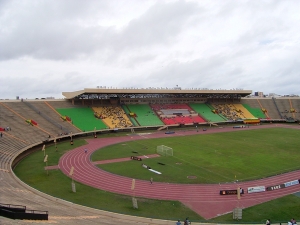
left=62, top=87, right=252, bottom=100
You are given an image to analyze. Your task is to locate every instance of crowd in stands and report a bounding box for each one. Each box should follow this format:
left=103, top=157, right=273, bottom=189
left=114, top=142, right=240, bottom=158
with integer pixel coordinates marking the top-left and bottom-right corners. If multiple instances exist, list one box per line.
left=212, top=104, right=245, bottom=121
left=93, top=106, right=133, bottom=129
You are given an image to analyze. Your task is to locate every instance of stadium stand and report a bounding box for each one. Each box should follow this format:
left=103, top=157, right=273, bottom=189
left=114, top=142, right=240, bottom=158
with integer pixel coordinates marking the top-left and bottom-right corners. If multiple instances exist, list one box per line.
left=211, top=103, right=240, bottom=121
left=151, top=104, right=206, bottom=125
left=92, top=106, right=133, bottom=128
left=274, top=98, right=296, bottom=121
left=241, top=99, right=269, bottom=119
left=24, top=101, right=80, bottom=133
left=0, top=102, right=53, bottom=143
left=257, top=98, right=282, bottom=119
left=291, top=98, right=300, bottom=120
left=122, top=105, right=139, bottom=126
left=231, top=104, right=256, bottom=119
left=242, top=104, right=266, bottom=119
left=189, top=103, right=227, bottom=122
left=126, top=104, right=164, bottom=126
left=56, top=107, right=108, bottom=131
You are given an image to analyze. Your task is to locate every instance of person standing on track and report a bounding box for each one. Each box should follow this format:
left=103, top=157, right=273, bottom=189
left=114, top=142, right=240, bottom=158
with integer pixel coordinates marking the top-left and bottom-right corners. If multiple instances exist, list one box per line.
left=84, top=148, right=88, bottom=154
left=184, top=217, right=191, bottom=225
left=150, top=177, right=153, bottom=184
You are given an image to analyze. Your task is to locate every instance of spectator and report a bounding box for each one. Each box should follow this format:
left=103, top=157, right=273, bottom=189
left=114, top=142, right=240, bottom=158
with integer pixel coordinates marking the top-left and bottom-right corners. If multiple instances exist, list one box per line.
left=0, top=132, right=2, bottom=137
left=176, top=220, right=182, bottom=225
left=266, top=219, right=271, bottom=225
left=184, top=217, right=191, bottom=225
left=240, top=187, right=244, bottom=195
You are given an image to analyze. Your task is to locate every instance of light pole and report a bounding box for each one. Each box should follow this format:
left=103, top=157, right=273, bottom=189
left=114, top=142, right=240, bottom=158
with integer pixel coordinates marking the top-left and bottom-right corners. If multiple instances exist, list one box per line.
left=54, top=138, right=57, bottom=151
left=70, top=133, right=73, bottom=145
left=69, top=166, right=76, bottom=192
left=44, top=154, right=48, bottom=175
left=42, top=144, right=46, bottom=156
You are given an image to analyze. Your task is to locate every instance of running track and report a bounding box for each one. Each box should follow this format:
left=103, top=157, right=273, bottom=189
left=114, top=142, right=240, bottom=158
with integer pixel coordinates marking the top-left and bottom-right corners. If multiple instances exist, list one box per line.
left=59, top=124, right=300, bottom=219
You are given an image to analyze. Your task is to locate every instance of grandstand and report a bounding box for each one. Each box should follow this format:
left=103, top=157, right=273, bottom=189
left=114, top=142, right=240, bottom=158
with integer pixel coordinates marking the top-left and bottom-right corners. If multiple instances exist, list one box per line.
left=189, top=103, right=227, bottom=122
left=125, top=104, right=164, bottom=126
left=92, top=106, right=133, bottom=129
left=151, top=103, right=206, bottom=125
left=1, top=87, right=300, bottom=224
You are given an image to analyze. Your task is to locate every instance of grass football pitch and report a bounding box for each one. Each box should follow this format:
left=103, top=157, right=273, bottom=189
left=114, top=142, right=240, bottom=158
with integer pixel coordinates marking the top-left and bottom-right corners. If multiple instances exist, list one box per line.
left=92, top=127, right=300, bottom=184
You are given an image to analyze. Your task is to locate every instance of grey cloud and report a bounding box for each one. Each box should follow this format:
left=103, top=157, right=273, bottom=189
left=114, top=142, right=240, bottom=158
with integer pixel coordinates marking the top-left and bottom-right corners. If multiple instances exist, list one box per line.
left=1, top=0, right=300, bottom=98
left=115, top=1, right=199, bottom=49
left=0, top=1, right=113, bottom=60
left=0, top=0, right=199, bottom=61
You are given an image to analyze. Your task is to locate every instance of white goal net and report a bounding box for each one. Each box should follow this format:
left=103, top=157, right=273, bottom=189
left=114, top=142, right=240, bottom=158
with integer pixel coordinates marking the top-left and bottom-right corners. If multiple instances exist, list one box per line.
left=156, top=145, right=173, bottom=156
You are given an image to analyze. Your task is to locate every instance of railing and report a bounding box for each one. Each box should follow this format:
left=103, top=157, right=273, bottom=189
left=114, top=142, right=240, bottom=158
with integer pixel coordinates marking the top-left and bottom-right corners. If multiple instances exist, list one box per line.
left=0, top=203, right=48, bottom=220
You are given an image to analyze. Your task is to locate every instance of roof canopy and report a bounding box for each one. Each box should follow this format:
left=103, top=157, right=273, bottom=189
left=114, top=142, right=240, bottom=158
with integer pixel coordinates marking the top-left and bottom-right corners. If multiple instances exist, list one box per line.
left=62, top=88, right=252, bottom=100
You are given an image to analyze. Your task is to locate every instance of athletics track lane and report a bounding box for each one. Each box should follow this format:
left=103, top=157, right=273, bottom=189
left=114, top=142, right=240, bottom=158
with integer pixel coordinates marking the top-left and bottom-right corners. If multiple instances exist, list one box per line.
left=59, top=124, right=300, bottom=219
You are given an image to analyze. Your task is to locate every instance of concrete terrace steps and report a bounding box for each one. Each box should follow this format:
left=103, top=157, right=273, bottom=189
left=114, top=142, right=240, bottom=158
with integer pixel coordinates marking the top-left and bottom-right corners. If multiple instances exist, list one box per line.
left=257, top=99, right=280, bottom=119
left=275, top=99, right=295, bottom=119
left=2, top=102, right=59, bottom=137
left=28, top=101, right=81, bottom=134
left=290, top=99, right=300, bottom=120
left=0, top=104, right=53, bottom=143
left=241, top=99, right=262, bottom=109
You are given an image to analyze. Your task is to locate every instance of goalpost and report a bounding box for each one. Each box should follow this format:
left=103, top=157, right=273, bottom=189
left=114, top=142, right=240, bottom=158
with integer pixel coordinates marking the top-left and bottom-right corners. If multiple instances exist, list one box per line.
left=156, top=145, right=173, bottom=156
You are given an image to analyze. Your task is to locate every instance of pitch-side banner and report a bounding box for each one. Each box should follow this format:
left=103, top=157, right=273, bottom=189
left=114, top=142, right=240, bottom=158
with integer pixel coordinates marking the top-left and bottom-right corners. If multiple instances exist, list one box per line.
left=266, top=184, right=285, bottom=191
left=247, top=186, right=265, bottom=193
left=219, top=190, right=238, bottom=195
left=284, top=179, right=299, bottom=188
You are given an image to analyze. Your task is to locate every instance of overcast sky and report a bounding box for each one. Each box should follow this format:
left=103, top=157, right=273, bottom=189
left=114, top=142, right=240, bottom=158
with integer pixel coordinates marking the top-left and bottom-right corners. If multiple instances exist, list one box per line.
left=1, top=0, right=300, bottom=99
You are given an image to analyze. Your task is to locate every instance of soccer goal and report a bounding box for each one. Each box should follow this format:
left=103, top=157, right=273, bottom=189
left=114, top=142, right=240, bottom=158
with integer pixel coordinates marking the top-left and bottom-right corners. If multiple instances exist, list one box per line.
left=156, top=145, right=173, bottom=156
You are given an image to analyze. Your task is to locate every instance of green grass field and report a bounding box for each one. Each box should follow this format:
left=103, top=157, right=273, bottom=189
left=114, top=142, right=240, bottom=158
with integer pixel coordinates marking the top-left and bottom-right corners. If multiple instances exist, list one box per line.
left=14, top=127, right=300, bottom=222
left=92, top=128, right=300, bottom=184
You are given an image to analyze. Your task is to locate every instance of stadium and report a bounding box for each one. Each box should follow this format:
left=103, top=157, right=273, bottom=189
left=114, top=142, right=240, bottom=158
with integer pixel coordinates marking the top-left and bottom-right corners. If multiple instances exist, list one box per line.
left=0, top=87, right=300, bottom=224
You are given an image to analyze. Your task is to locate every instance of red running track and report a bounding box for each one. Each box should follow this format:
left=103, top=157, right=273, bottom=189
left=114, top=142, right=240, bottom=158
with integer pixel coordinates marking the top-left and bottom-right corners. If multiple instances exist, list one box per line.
left=59, top=124, right=300, bottom=219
